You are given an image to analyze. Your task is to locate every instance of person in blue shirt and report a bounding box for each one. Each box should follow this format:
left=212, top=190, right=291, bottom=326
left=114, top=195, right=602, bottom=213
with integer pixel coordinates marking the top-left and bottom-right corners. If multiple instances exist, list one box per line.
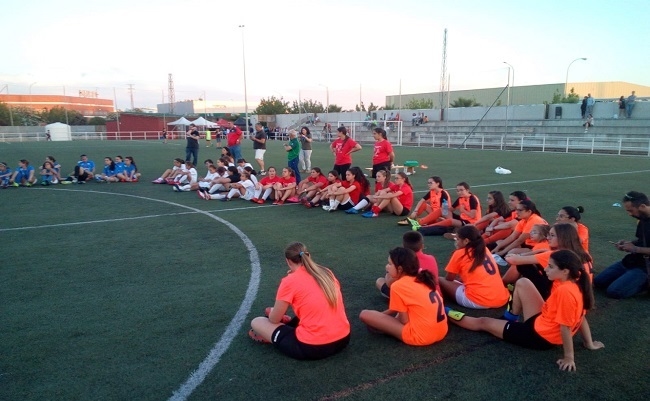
left=63, top=154, right=96, bottom=184
left=0, top=162, right=12, bottom=188
left=114, top=155, right=126, bottom=176
left=10, top=159, right=37, bottom=187
left=118, top=156, right=140, bottom=182
left=96, top=157, right=119, bottom=182
left=39, top=156, right=62, bottom=185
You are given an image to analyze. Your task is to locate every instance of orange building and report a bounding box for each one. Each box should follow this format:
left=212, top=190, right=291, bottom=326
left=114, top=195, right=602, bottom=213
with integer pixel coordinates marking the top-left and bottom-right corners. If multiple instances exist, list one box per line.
left=0, top=94, right=114, bottom=117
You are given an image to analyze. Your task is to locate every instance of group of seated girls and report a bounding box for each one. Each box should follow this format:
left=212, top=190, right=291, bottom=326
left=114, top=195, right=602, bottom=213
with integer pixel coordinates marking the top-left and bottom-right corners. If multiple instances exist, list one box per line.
left=93, top=155, right=141, bottom=183
left=1, top=157, right=62, bottom=187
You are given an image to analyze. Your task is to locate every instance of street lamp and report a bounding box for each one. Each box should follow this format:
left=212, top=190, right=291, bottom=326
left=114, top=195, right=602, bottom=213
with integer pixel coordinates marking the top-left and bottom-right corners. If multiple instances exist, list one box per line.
left=318, top=84, right=329, bottom=120
left=238, top=25, right=249, bottom=136
left=565, top=57, right=587, bottom=97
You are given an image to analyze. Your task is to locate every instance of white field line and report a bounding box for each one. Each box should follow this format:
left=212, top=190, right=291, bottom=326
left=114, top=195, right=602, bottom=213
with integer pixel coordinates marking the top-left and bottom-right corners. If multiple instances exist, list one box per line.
left=4, top=188, right=260, bottom=401
left=412, top=169, right=650, bottom=194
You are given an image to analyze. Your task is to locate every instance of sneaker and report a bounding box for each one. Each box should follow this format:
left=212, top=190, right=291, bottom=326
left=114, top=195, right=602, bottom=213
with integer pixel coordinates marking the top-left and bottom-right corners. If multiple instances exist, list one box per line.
left=445, top=307, right=465, bottom=321
left=259, top=170, right=266, bottom=175
left=220, top=197, right=230, bottom=202
left=286, top=196, right=300, bottom=203
left=11, top=182, right=19, bottom=187
left=152, top=178, right=164, bottom=184
left=24, top=182, right=32, bottom=187
left=77, top=181, right=85, bottom=184
left=304, top=202, right=312, bottom=208
left=256, top=198, right=265, bottom=204
left=248, top=329, right=270, bottom=344
left=397, top=218, right=410, bottom=226
left=197, top=190, right=207, bottom=199
left=328, top=206, right=336, bottom=213
left=173, top=184, right=181, bottom=192
left=251, top=198, right=259, bottom=203
left=60, top=180, right=72, bottom=185
left=345, top=208, right=359, bottom=214
left=500, top=310, right=519, bottom=322
left=407, top=218, right=421, bottom=230
left=443, top=233, right=457, bottom=240
left=322, top=205, right=331, bottom=211
left=276, top=200, right=284, bottom=205
left=361, top=211, right=375, bottom=218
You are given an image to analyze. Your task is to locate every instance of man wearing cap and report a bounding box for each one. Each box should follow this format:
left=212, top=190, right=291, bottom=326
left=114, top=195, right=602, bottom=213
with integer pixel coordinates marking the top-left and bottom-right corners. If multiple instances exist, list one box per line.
left=185, top=123, right=200, bottom=166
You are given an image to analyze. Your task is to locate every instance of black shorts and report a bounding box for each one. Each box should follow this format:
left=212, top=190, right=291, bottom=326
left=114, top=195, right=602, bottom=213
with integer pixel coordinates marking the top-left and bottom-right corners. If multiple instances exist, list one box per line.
left=372, top=162, right=392, bottom=178
left=394, top=207, right=410, bottom=217
left=337, top=199, right=354, bottom=211
left=516, top=264, right=552, bottom=300
left=451, top=213, right=471, bottom=225
left=333, top=164, right=351, bottom=179
left=271, top=325, right=350, bottom=360
left=502, top=313, right=554, bottom=350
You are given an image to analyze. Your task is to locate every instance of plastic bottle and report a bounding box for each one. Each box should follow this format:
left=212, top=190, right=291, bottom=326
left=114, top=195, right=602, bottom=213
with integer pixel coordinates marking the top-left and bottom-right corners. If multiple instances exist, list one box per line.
left=442, top=198, right=449, bottom=217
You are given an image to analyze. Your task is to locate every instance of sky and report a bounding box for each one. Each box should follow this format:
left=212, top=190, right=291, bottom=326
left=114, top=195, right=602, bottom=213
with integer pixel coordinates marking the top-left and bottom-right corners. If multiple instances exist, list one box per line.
left=1, top=0, right=649, bottom=111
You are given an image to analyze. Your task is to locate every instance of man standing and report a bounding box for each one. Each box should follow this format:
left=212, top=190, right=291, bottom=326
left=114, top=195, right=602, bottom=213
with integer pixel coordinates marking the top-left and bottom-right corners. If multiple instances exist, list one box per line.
left=252, top=123, right=267, bottom=174
left=227, top=122, right=243, bottom=162
left=586, top=93, right=595, bottom=116
left=185, top=124, right=200, bottom=166
left=626, top=91, right=637, bottom=118
left=594, top=191, right=650, bottom=298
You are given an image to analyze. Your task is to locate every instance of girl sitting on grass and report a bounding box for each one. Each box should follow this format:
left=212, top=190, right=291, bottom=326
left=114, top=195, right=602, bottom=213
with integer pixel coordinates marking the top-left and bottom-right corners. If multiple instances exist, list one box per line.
left=360, top=247, right=448, bottom=346
left=439, top=225, right=510, bottom=309
left=249, top=242, right=350, bottom=360
left=362, top=172, right=413, bottom=218
left=324, top=166, right=370, bottom=213
left=272, top=167, right=297, bottom=205
left=307, top=170, right=341, bottom=208
left=446, top=249, right=604, bottom=372
left=252, top=166, right=280, bottom=204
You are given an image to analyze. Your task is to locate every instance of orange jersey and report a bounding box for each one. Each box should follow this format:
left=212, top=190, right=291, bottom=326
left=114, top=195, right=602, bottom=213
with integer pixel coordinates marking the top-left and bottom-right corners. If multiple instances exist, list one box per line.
left=452, top=194, right=482, bottom=223
left=423, top=189, right=451, bottom=211
left=389, top=276, right=448, bottom=346
left=532, top=240, right=550, bottom=252
left=534, top=251, right=551, bottom=268
left=577, top=223, right=589, bottom=253
left=276, top=265, right=350, bottom=345
left=445, top=248, right=510, bottom=308
left=514, top=214, right=548, bottom=246
left=534, top=280, right=584, bottom=345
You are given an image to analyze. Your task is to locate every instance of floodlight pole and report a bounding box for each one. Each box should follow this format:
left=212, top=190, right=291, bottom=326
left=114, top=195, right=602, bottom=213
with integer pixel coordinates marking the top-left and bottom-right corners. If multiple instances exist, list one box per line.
left=238, top=25, right=249, bottom=136
left=565, top=57, right=587, bottom=97
left=503, top=62, right=514, bottom=138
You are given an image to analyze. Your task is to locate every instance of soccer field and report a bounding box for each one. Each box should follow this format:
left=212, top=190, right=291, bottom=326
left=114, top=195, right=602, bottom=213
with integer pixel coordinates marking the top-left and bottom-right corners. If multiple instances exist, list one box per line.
left=1, top=139, right=648, bottom=401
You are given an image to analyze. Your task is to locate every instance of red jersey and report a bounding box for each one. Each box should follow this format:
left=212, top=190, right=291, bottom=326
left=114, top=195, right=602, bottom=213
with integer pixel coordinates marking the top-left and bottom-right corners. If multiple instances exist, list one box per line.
left=452, top=194, right=482, bottom=224
left=534, top=280, right=584, bottom=345
left=388, top=182, right=414, bottom=210
left=276, top=266, right=350, bottom=345
left=416, top=250, right=439, bottom=293
left=226, top=126, right=243, bottom=147
left=342, top=180, right=362, bottom=204
left=308, top=175, right=329, bottom=188
left=259, top=176, right=281, bottom=186
left=372, top=139, right=393, bottom=165
left=280, top=176, right=296, bottom=187
left=331, top=137, right=359, bottom=165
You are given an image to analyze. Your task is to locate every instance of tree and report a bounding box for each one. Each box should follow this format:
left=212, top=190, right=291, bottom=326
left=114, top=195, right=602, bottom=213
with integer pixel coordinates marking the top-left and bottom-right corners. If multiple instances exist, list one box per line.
left=11, top=106, right=43, bottom=126
left=0, top=102, right=14, bottom=126
left=381, top=104, right=396, bottom=110
left=41, top=106, right=87, bottom=125
left=289, top=99, right=325, bottom=114
left=327, top=104, right=342, bottom=113
left=405, top=98, right=434, bottom=109
left=551, top=87, right=580, bottom=104
left=253, top=96, right=289, bottom=115
left=355, top=102, right=366, bottom=112
left=88, top=117, right=107, bottom=125
left=367, top=102, right=378, bottom=112
left=450, top=97, right=482, bottom=107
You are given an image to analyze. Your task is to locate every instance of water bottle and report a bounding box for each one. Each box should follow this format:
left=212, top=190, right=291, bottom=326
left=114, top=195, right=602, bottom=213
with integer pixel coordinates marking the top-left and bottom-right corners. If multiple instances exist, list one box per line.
left=442, top=198, right=449, bottom=217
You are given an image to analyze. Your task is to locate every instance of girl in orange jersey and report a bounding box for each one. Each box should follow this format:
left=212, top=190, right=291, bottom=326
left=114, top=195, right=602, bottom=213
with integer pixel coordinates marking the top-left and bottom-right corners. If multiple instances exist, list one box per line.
left=362, top=172, right=414, bottom=218
left=324, top=166, right=370, bottom=212
left=473, top=191, right=511, bottom=232
left=414, top=182, right=481, bottom=230
left=249, top=242, right=351, bottom=360
left=398, top=176, right=451, bottom=226
left=555, top=206, right=589, bottom=252
left=504, top=223, right=593, bottom=299
left=446, top=250, right=604, bottom=371
left=484, top=190, right=529, bottom=246
left=308, top=170, right=340, bottom=208
left=440, top=226, right=510, bottom=309
left=492, top=199, right=547, bottom=257
left=272, top=167, right=297, bottom=205
left=360, top=247, right=448, bottom=346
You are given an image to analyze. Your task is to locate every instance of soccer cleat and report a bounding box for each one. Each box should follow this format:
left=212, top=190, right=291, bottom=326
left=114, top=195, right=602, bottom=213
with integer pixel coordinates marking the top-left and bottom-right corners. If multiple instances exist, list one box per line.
left=197, top=190, right=207, bottom=199
left=276, top=200, right=284, bottom=205
left=250, top=198, right=259, bottom=203
left=11, top=182, right=19, bottom=187
left=397, top=218, right=410, bottom=226
left=322, top=205, right=331, bottom=211
left=173, top=184, right=181, bottom=192
left=345, top=208, right=359, bottom=214
left=445, top=307, right=465, bottom=321
left=220, top=197, right=230, bottom=202
left=361, top=211, right=375, bottom=218
left=259, top=170, right=266, bottom=175
left=304, top=201, right=312, bottom=208
left=256, top=198, right=265, bottom=204
left=77, top=181, right=85, bottom=184
left=248, top=329, right=271, bottom=344
left=501, top=310, right=520, bottom=322
left=407, top=218, right=421, bottom=230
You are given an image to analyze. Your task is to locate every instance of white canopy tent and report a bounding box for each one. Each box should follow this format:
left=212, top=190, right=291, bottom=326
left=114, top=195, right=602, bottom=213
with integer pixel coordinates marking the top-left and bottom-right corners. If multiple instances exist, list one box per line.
left=167, top=117, right=192, bottom=126
left=45, top=122, right=72, bottom=141
left=190, top=117, right=218, bottom=128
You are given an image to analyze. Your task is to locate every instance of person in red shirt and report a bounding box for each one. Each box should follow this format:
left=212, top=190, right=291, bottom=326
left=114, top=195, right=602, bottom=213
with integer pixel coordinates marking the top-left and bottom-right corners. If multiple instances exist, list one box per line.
left=360, top=247, right=448, bottom=346
left=376, top=231, right=440, bottom=297
left=249, top=242, right=351, bottom=360
left=307, top=170, right=341, bottom=208
left=371, top=127, right=394, bottom=179
left=363, top=172, right=414, bottom=218
left=330, top=127, right=361, bottom=178
left=252, top=166, right=280, bottom=204
left=226, top=122, right=244, bottom=162
left=324, top=167, right=369, bottom=212
left=346, top=167, right=391, bottom=214
left=272, top=167, right=297, bottom=205
left=297, top=167, right=328, bottom=205
left=446, top=250, right=604, bottom=371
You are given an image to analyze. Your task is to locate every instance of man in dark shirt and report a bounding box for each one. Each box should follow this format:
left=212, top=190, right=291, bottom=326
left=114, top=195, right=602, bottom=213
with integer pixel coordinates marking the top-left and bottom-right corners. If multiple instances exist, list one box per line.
left=252, top=123, right=267, bottom=174
left=185, top=124, right=200, bottom=166
left=594, top=191, right=650, bottom=298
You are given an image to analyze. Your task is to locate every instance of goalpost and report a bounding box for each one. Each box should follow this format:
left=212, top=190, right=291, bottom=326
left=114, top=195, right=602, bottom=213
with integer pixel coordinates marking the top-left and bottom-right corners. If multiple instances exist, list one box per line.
left=336, top=120, right=403, bottom=146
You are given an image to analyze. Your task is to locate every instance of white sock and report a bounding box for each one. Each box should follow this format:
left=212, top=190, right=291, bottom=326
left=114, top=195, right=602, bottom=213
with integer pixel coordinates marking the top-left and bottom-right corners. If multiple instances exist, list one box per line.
left=254, top=187, right=262, bottom=198
left=355, top=199, right=369, bottom=210
left=209, top=193, right=226, bottom=200
left=180, top=184, right=191, bottom=192
left=330, top=199, right=340, bottom=209
left=227, top=188, right=238, bottom=198
left=262, top=188, right=272, bottom=200
left=209, top=184, right=224, bottom=194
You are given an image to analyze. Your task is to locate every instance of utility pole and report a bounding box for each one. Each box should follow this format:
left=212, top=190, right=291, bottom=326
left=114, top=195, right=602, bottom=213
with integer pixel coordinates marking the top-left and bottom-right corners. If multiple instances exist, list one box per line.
left=127, top=84, right=135, bottom=110
left=168, top=74, right=175, bottom=114
left=439, top=28, right=448, bottom=120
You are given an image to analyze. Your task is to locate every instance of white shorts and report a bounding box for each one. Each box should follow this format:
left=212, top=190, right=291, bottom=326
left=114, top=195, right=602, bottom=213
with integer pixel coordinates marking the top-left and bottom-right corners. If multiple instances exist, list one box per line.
left=454, top=284, right=489, bottom=309
left=255, top=149, right=266, bottom=160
